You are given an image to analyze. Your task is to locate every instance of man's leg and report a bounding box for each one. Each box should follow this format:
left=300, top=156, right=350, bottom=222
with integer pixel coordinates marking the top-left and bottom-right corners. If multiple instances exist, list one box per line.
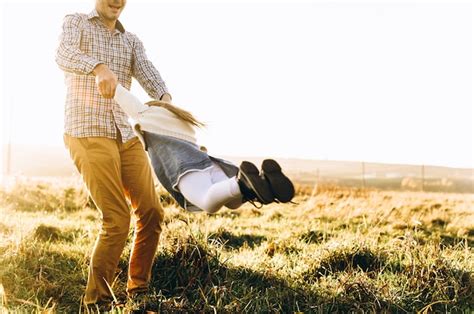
left=119, top=138, right=164, bottom=294
left=64, top=135, right=131, bottom=305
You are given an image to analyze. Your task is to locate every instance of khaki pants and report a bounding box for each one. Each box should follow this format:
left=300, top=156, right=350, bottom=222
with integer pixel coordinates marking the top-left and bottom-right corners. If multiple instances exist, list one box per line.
left=64, top=134, right=164, bottom=305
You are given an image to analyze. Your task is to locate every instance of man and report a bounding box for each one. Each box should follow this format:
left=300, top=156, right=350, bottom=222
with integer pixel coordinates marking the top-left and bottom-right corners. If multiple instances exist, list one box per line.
left=55, top=0, right=170, bottom=310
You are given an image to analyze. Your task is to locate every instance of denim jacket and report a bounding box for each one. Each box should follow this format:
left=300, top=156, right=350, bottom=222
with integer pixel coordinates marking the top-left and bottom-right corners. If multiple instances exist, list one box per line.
left=144, top=132, right=238, bottom=211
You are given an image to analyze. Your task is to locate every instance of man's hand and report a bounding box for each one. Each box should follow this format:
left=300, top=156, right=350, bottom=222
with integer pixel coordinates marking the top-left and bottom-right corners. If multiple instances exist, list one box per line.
left=160, top=93, right=172, bottom=103
left=93, top=64, right=118, bottom=99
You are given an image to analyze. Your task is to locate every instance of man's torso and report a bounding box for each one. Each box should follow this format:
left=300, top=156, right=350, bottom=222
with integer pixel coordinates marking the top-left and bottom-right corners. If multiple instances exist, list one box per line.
left=63, top=12, right=136, bottom=142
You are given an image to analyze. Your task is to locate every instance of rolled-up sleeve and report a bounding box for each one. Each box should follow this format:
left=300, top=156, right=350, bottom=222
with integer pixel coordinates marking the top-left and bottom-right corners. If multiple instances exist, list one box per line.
left=55, top=14, right=101, bottom=75
left=130, top=34, right=169, bottom=100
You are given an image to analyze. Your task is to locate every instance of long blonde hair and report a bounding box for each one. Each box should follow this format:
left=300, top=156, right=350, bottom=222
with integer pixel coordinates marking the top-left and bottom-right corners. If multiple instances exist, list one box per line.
left=145, top=100, right=205, bottom=128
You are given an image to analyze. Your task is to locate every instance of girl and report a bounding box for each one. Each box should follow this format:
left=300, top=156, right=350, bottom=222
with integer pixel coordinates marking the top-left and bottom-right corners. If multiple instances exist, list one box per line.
left=113, top=84, right=294, bottom=213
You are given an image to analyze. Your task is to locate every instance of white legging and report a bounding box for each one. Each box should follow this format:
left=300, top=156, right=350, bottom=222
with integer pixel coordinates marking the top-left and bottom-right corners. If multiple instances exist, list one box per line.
left=177, top=163, right=243, bottom=214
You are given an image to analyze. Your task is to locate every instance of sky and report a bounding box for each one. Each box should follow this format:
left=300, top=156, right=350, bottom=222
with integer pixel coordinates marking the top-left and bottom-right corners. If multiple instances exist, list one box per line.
left=0, top=0, right=473, bottom=169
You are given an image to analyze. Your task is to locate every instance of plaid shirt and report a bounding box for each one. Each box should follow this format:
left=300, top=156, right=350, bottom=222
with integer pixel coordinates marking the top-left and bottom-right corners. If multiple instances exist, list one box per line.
left=56, top=10, right=169, bottom=142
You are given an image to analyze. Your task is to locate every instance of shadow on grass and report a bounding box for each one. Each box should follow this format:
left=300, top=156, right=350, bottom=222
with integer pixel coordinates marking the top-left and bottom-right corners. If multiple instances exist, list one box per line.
left=149, top=235, right=312, bottom=312
left=299, top=229, right=331, bottom=244
left=415, top=226, right=474, bottom=248
left=302, top=244, right=474, bottom=312
left=149, top=236, right=472, bottom=313
left=207, top=228, right=266, bottom=250
left=303, top=247, right=396, bottom=282
left=2, top=234, right=473, bottom=313
left=439, top=234, right=474, bottom=248
left=33, top=224, right=87, bottom=243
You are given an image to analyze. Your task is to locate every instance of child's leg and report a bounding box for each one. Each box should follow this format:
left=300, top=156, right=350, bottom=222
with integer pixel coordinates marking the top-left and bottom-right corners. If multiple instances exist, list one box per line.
left=209, top=165, right=243, bottom=209
left=178, top=165, right=242, bottom=213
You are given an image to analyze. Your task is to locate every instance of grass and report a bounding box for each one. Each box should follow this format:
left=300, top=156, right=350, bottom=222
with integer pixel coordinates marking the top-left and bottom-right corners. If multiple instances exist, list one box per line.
left=0, top=179, right=473, bottom=312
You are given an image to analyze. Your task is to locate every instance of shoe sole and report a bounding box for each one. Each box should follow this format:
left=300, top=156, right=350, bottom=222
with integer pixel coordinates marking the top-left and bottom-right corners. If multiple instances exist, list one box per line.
left=240, top=161, right=274, bottom=204
left=261, top=159, right=295, bottom=203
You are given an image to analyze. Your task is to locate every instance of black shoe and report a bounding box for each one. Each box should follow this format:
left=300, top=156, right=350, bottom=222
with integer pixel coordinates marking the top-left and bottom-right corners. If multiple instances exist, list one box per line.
left=261, top=159, right=295, bottom=203
left=238, top=161, right=274, bottom=205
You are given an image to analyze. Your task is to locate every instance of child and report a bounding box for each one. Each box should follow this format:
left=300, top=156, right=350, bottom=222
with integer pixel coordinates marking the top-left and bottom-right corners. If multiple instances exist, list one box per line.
left=114, top=84, right=294, bottom=213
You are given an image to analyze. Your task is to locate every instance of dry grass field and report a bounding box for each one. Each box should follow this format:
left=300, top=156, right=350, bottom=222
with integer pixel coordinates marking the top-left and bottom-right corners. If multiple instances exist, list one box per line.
left=0, top=179, right=473, bottom=312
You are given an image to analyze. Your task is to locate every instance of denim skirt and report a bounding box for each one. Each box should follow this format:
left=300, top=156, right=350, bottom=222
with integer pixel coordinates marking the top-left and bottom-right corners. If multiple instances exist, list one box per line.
left=144, top=132, right=238, bottom=211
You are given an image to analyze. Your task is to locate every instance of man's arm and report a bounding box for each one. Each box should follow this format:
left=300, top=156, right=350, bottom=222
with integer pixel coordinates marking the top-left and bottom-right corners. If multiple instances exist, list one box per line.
left=56, top=14, right=118, bottom=98
left=55, top=14, right=102, bottom=75
left=131, top=34, right=172, bottom=101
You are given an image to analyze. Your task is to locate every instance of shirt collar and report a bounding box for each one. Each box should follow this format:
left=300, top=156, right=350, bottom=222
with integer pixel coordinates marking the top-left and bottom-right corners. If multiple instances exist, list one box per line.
left=88, top=9, right=125, bottom=33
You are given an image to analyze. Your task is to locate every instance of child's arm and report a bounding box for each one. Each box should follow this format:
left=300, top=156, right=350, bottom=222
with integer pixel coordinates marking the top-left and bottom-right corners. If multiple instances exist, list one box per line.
left=114, top=84, right=149, bottom=120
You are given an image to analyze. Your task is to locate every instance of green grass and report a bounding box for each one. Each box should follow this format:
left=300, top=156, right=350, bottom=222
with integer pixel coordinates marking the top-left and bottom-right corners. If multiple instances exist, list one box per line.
left=0, top=180, right=473, bottom=312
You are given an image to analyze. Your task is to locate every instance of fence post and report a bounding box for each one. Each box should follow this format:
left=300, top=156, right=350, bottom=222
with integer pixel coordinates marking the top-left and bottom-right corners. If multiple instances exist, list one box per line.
left=5, top=141, right=11, bottom=177
left=421, top=164, right=425, bottom=192
left=362, top=162, right=366, bottom=188
left=316, top=168, right=320, bottom=193
left=311, top=168, right=320, bottom=197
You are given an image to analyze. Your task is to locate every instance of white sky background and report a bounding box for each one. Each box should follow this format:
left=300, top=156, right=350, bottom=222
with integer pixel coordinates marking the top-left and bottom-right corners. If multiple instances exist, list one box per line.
left=0, top=0, right=473, bottom=168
